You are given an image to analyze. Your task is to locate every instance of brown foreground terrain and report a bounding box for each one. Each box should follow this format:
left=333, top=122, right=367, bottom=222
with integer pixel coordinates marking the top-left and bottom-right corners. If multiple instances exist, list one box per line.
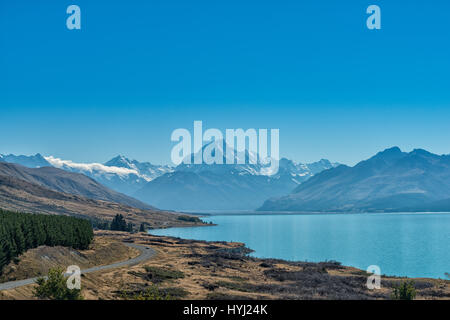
left=1, top=231, right=449, bottom=300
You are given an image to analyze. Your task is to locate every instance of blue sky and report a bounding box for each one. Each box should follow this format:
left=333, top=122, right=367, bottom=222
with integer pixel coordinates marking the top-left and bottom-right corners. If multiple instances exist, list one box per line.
left=1, top=0, right=450, bottom=165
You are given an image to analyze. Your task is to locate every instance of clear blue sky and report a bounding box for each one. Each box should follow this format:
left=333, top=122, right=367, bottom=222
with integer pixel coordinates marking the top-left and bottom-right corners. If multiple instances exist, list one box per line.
left=1, top=0, right=450, bottom=165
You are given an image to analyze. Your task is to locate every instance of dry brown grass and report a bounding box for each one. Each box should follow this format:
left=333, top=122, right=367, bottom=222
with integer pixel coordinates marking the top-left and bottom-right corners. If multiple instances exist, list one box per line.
left=1, top=231, right=449, bottom=300
left=0, top=237, right=139, bottom=283
left=0, top=176, right=207, bottom=229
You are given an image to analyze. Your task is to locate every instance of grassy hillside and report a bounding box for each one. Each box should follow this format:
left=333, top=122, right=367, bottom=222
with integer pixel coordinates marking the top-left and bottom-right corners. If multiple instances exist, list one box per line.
left=0, top=162, right=152, bottom=210
left=0, top=175, right=207, bottom=229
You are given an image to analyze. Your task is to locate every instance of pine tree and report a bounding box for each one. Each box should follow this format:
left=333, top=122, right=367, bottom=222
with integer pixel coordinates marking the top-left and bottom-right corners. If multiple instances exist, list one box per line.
left=127, top=223, right=133, bottom=233
left=0, top=209, right=94, bottom=273
left=110, top=214, right=127, bottom=231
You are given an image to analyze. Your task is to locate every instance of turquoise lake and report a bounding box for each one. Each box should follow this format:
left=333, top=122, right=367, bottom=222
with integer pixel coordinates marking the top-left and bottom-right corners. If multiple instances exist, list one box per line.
left=150, top=212, right=450, bottom=279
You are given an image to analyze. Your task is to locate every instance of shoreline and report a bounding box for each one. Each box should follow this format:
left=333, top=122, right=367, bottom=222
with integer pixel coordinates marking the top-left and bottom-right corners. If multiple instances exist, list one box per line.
left=155, top=212, right=450, bottom=281
left=185, top=211, right=450, bottom=216
left=1, top=231, right=448, bottom=300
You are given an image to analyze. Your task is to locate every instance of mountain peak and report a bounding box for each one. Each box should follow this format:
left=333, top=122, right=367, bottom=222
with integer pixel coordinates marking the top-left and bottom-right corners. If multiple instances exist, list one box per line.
left=369, top=146, right=405, bottom=163
left=0, top=153, right=51, bottom=168
left=259, top=145, right=450, bottom=212
left=104, top=155, right=132, bottom=168
left=379, top=146, right=402, bottom=154
left=315, top=159, right=332, bottom=165
left=180, top=139, right=259, bottom=170
left=113, top=155, right=129, bottom=161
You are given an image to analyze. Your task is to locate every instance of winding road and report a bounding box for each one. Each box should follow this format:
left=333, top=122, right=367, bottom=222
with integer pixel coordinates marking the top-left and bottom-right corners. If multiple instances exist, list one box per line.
left=0, top=243, right=155, bottom=291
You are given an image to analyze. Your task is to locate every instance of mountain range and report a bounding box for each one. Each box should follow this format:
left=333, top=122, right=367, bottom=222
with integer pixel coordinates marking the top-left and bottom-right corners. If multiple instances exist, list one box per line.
left=0, top=162, right=201, bottom=228
left=1, top=151, right=339, bottom=211
left=134, top=142, right=339, bottom=211
left=0, top=153, right=173, bottom=196
left=0, top=153, right=50, bottom=168
left=259, top=147, right=450, bottom=212
left=4, top=146, right=450, bottom=213
left=0, top=162, right=152, bottom=210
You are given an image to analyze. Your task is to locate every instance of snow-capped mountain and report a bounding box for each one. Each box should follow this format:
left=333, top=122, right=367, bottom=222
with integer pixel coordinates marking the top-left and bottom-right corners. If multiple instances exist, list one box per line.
left=174, top=140, right=265, bottom=176
left=134, top=141, right=339, bottom=211
left=104, top=155, right=174, bottom=180
left=0, top=153, right=51, bottom=168
left=0, top=153, right=173, bottom=196
left=44, top=155, right=174, bottom=195
left=0, top=151, right=339, bottom=211
left=276, top=157, right=339, bottom=182
left=173, top=140, right=337, bottom=181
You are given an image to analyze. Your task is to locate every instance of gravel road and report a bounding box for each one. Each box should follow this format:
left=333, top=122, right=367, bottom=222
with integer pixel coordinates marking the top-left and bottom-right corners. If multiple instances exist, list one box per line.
left=0, top=243, right=155, bottom=291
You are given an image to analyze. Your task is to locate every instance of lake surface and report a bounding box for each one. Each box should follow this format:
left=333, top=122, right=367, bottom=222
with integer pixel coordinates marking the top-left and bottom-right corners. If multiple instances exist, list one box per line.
left=150, top=212, right=450, bottom=279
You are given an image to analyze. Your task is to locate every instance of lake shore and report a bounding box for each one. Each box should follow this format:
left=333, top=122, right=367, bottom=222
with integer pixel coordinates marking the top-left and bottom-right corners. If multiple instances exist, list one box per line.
left=152, top=212, right=450, bottom=279
left=1, top=231, right=449, bottom=300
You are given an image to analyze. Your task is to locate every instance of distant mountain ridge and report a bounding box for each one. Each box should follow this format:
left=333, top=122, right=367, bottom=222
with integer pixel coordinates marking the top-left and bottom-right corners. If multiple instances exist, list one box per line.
left=134, top=142, right=339, bottom=211
left=0, top=153, right=174, bottom=196
left=0, top=174, right=200, bottom=229
left=1, top=151, right=339, bottom=211
left=104, top=155, right=173, bottom=176
left=0, top=162, right=153, bottom=210
left=259, top=147, right=450, bottom=212
left=0, top=153, right=51, bottom=168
